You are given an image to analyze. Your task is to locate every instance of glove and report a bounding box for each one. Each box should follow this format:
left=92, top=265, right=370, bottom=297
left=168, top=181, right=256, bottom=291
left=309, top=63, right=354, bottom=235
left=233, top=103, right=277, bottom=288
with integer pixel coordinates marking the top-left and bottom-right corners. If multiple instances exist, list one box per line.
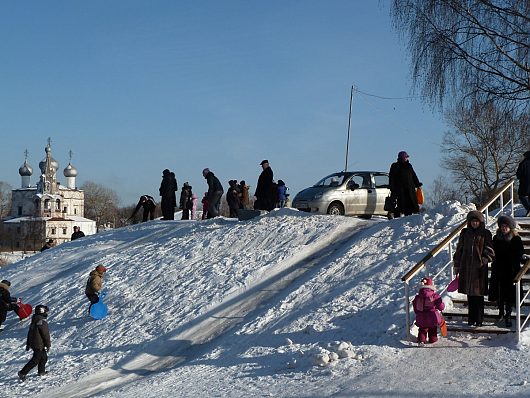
left=26, top=346, right=30, bottom=351
left=418, top=182, right=423, bottom=187
left=46, top=347, right=50, bottom=353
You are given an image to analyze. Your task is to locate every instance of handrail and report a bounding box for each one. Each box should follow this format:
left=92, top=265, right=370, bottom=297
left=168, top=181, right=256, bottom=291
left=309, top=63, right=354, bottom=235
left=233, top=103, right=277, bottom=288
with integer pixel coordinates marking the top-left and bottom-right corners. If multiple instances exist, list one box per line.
left=514, top=259, right=530, bottom=342
left=402, top=178, right=516, bottom=340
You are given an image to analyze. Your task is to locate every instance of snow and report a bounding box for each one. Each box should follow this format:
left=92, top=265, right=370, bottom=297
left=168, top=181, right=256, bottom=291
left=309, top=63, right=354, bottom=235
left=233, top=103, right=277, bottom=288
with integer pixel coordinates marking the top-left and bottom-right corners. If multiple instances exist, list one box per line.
left=1, top=203, right=530, bottom=398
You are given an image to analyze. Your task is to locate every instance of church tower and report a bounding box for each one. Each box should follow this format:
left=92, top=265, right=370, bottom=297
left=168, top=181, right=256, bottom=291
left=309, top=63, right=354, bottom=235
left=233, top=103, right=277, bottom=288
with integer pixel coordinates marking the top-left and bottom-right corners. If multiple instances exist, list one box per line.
left=18, top=150, right=33, bottom=188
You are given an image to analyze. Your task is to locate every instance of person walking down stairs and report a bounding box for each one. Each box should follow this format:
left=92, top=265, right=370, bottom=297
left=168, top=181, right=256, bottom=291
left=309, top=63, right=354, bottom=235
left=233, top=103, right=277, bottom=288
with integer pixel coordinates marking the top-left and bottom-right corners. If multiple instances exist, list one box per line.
left=489, top=215, right=525, bottom=327
left=453, top=210, right=495, bottom=327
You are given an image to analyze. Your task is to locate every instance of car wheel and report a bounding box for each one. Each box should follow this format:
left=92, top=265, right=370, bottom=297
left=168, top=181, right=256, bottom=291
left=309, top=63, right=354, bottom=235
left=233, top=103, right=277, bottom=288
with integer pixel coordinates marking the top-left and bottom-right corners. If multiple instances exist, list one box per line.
left=327, top=202, right=344, bottom=216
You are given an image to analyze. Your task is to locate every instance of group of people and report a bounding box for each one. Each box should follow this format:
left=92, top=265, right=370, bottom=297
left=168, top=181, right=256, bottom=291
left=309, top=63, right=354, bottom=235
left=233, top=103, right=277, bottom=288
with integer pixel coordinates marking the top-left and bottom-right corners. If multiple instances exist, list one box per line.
left=0, top=263, right=107, bottom=381
left=129, top=159, right=289, bottom=222
left=413, top=211, right=528, bottom=344
left=1, top=279, right=51, bottom=381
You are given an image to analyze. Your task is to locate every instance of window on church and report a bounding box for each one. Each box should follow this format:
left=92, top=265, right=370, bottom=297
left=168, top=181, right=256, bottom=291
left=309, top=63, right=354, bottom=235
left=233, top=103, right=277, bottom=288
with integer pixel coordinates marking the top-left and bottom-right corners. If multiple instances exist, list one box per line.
left=63, top=206, right=67, bottom=213
left=18, top=206, right=22, bottom=216
left=62, top=228, right=67, bottom=235
left=51, top=228, right=56, bottom=235
left=56, top=199, right=61, bottom=210
left=44, top=199, right=50, bottom=209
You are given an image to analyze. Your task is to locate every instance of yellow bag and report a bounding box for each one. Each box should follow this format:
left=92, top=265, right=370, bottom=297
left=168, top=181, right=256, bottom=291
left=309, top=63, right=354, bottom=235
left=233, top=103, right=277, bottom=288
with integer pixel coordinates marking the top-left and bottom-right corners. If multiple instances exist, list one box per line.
left=416, top=187, right=424, bottom=205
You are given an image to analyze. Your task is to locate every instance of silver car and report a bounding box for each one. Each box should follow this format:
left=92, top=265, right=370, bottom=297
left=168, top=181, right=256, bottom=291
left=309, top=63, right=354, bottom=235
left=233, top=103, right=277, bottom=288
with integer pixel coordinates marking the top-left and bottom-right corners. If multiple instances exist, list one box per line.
left=292, top=171, right=390, bottom=217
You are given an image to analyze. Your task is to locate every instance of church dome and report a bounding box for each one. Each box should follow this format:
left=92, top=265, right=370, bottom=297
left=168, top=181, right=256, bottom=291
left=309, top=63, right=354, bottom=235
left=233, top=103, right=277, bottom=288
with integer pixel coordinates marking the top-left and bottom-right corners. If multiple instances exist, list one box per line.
left=19, top=160, right=33, bottom=176
left=63, top=162, right=78, bottom=177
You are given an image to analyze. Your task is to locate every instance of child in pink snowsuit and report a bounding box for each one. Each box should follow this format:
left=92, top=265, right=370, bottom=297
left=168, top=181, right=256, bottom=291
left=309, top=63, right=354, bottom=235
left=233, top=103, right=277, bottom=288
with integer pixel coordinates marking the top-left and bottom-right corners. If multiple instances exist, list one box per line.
left=413, top=277, right=445, bottom=344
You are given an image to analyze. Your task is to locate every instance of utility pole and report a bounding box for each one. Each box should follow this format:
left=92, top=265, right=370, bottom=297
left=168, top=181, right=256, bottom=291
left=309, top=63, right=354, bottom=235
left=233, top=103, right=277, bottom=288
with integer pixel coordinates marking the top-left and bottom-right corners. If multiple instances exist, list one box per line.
left=344, top=85, right=354, bottom=172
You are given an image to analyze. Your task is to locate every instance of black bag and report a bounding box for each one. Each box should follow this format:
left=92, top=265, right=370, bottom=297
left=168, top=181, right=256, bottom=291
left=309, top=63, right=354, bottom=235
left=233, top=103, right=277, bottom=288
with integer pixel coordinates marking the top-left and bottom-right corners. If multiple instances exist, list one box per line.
left=384, top=196, right=396, bottom=212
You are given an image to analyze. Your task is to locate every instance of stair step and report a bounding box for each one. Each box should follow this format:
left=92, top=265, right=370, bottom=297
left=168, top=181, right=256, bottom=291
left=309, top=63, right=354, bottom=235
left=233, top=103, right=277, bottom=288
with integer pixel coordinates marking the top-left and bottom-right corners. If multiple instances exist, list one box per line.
left=446, top=324, right=513, bottom=334
left=443, top=308, right=527, bottom=320
left=451, top=298, right=530, bottom=307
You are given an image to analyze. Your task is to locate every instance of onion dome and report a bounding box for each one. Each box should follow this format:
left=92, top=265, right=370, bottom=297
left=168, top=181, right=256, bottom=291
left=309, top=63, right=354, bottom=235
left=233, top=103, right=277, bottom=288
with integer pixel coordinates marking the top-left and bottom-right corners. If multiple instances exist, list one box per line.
left=19, top=159, right=33, bottom=176
left=63, top=162, right=78, bottom=177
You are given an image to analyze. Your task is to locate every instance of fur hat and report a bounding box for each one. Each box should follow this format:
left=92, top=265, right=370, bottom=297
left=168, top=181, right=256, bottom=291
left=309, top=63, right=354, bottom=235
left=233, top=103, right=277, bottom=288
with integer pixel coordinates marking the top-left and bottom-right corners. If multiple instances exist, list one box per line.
left=260, top=159, right=269, bottom=166
left=497, top=214, right=517, bottom=230
left=420, top=277, right=435, bottom=290
left=466, top=210, right=484, bottom=223
left=1, top=279, right=11, bottom=287
left=397, top=151, right=409, bottom=161
left=202, top=168, right=210, bottom=176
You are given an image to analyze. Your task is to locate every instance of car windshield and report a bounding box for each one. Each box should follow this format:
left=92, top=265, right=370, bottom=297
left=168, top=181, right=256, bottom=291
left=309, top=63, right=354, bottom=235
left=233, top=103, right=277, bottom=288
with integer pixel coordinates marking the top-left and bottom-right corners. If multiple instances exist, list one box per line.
left=313, top=173, right=352, bottom=187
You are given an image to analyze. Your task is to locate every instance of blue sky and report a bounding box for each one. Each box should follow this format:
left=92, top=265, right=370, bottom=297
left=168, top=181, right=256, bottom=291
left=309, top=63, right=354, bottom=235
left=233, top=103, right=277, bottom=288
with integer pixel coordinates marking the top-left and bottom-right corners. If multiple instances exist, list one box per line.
left=0, top=0, right=447, bottom=205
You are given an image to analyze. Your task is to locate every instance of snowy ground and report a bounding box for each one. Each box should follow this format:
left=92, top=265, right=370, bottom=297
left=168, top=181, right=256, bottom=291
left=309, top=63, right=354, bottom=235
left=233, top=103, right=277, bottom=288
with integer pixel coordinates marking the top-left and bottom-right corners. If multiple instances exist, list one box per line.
left=1, top=203, right=530, bottom=398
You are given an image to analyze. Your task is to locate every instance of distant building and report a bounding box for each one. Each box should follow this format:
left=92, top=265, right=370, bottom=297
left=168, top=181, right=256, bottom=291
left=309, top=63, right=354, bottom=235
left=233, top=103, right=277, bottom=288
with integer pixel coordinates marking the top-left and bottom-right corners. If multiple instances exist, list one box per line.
left=0, top=139, right=96, bottom=251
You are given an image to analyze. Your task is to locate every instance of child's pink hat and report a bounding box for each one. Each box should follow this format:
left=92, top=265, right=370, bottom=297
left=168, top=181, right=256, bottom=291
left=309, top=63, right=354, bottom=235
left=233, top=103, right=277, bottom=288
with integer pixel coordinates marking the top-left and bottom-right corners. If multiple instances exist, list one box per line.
left=420, top=277, right=435, bottom=290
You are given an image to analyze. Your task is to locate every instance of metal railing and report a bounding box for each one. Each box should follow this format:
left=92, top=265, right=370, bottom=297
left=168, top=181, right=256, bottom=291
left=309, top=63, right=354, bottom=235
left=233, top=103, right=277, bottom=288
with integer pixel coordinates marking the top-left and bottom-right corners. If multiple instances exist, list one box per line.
left=514, top=260, right=530, bottom=342
left=401, top=179, right=516, bottom=339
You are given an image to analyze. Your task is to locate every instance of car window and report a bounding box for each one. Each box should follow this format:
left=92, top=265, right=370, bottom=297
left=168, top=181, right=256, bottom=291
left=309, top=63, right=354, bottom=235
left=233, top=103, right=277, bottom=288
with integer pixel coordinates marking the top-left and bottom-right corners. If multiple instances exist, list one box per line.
left=314, top=174, right=347, bottom=187
left=347, top=175, right=365, bottom=189
left=374, top=174, right=390, bottom=188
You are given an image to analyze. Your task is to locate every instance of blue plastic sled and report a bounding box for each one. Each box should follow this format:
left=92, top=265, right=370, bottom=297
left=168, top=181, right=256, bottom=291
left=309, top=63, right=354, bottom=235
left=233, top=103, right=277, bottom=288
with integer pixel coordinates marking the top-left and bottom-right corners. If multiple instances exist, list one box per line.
left=89, top=289, right=108, bottom=320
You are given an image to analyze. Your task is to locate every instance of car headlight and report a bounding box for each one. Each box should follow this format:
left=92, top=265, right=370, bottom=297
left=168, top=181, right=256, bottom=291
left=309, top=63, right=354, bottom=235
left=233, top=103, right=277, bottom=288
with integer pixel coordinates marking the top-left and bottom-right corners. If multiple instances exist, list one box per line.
left=313, top=193, right=323, bottom=200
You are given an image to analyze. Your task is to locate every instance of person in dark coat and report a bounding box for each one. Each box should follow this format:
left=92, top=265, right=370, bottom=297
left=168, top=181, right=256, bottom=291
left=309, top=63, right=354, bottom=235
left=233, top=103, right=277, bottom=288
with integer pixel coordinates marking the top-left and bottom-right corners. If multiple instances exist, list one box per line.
left=159, top=169, right=177, bottom=220
left=226, top=180, right=241, bottom=218
left=85, top=265, right=107, bottom=312
left=202, top=168, right=224, bottom=218
left=179, top=183, right=193, bottom=220
left=0, top=280, right=19, bottom=331
left=516, top=150, right=530, bottom=216
left=388, top=151, right=422, bottom=218
left=18, top=304, right=51, bottom=381
left=40, top=239, right=55, bottom=252
left=71, top=226, right=85, bottom=241
left=489, top=215, right=525, bottom=327
left=255, top=160, right=274, bottom=211
left=129, top=195, right=157, bottom=222
left=453, top=210, right=495, bottom=326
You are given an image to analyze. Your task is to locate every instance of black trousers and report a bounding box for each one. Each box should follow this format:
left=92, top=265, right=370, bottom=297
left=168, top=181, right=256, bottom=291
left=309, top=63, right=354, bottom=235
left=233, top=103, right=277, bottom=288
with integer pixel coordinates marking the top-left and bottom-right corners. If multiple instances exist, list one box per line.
left=468, top=295, right=484, bottom=325
left=21, top=349, right=48, bottom=375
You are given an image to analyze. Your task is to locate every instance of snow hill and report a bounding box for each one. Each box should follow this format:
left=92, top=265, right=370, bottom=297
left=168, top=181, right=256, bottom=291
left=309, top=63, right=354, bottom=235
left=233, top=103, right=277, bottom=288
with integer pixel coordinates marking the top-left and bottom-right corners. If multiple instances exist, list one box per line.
left=1, top=204, right=530, bottom=398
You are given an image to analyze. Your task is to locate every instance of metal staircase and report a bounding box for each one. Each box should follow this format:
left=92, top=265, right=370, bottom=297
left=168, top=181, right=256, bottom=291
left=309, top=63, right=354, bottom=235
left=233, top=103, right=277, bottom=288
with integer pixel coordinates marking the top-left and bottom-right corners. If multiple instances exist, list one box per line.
left=401, top=179, right=530, bottom=341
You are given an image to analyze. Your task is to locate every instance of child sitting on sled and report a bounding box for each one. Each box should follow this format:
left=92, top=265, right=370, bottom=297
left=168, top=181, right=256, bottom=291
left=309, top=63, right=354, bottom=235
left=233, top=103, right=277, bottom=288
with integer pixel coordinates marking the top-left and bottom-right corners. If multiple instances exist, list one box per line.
left=413, top=277, right=445, bottom=344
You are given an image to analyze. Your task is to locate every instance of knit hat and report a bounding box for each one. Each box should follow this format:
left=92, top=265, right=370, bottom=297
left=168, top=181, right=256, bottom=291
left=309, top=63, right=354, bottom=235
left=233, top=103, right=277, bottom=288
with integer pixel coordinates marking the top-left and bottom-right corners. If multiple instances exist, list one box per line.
left=397, top=151, right=409, bottom=161
left=497, top=214, right=517, bottom=230
left=96, top=265, right=107, bottom=273
left=202, top=168, right=210, bottom=176
left=420, top=277, right=435, bottom=290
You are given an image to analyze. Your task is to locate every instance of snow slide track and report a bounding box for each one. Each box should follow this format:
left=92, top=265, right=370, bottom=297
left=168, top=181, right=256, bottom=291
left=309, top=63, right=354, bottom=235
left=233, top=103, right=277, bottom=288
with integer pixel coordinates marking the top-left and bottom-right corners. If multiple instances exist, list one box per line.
left=44, top=223, right=366, bottom=398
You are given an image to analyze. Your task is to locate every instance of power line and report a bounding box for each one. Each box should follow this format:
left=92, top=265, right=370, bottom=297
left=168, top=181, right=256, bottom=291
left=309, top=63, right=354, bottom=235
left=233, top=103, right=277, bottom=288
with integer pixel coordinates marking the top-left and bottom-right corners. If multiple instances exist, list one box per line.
left=353, top=85, right=424, bottom=100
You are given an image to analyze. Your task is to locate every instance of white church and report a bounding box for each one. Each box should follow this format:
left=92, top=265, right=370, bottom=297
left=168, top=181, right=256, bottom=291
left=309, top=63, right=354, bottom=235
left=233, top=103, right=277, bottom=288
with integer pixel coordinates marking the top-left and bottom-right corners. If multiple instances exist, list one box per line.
left=1, top=139, right=96, bottom=251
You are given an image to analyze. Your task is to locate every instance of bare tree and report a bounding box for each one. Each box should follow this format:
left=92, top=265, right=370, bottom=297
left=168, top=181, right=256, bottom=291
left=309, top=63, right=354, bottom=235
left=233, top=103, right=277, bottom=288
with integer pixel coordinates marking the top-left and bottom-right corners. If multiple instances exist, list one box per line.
left=441, top=101, right=529, bottom=204
left=0, top=181, right=12, bottom=218
left=428, top=175, right=461, bottom=207
left=391, top=0, right=530, bottom=115
left=81, top=181, right=119, bottom=230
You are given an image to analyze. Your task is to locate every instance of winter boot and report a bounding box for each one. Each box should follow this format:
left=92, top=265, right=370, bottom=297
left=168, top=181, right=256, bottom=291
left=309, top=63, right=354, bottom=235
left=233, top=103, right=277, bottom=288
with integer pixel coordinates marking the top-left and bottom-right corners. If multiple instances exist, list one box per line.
left=18, top=371, right=26, bottom=382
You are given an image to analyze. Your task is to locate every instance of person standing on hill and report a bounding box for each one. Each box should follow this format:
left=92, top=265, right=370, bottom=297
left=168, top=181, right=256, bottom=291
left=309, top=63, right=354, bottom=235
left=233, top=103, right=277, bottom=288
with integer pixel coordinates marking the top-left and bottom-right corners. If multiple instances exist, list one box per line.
left=129, top=195, right=156, bottom=222
left=159, top=169, right=177, bottom=220
left=388, top=151, right=422, bottom=218
left=71, top=226, right=85, bottom=241
left=179, top=183, right=193, bottom=220
left=516, top=150, right=530, bottom=216
left=412, top=277, right=445, bottom=344
left=453, top=210, right=495, bottom=327
left=18, top=304, right=51, bottom=381
left=226, top=180, right=241, bottom=218
left=239, top=180, right=250, bottom=209
left=202, top=168, right=223, bottom=218
left=277, top=179, right=288, bottom=208
left=255, top=160, right=274, bottom=211
left=489, top=215, right=525, bottom=327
